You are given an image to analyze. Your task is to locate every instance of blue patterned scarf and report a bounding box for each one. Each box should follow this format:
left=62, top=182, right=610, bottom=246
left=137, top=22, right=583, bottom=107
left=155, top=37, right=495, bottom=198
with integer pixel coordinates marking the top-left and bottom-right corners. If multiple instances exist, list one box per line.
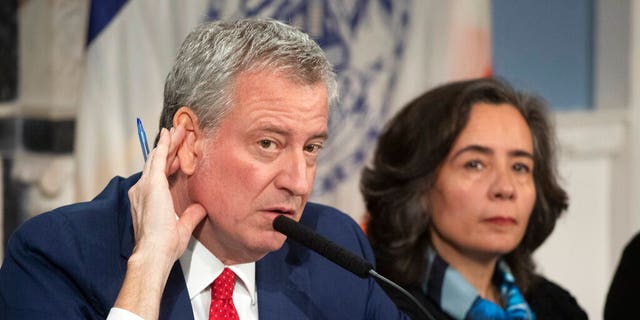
left=420, top=249, right=535, bottom=320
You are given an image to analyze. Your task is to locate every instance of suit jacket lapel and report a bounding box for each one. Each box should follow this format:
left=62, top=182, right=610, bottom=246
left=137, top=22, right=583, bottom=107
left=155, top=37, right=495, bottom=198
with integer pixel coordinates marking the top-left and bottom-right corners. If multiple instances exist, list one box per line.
left=159, top=262, right=195, bottom=320
left=257, top=241, right=313, bottom=320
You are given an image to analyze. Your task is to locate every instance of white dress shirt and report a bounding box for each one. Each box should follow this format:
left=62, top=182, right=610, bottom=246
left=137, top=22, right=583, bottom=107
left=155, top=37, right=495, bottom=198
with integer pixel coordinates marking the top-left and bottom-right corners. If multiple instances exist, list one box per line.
left=181, top=237, right=258, bottom=320
left=107, top=237, right=259, bottom=320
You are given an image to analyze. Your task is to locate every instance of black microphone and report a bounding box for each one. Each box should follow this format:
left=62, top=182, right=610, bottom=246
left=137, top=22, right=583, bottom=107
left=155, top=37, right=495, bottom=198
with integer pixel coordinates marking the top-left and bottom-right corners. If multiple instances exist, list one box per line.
left=273, top=214, right=373, bottom=277
left=272, top=215, right=436, bottom=320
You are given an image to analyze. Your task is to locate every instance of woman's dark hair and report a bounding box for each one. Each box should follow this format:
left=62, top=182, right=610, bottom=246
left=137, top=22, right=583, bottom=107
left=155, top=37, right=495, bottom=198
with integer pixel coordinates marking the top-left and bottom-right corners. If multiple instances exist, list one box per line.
left=361, top=77, right=568, bottom=292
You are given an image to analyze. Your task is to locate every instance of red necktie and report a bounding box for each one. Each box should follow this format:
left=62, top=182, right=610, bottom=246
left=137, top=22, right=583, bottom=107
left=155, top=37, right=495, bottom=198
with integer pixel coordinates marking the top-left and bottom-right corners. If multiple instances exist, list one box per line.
left=209, top=268, right=239, bottom=320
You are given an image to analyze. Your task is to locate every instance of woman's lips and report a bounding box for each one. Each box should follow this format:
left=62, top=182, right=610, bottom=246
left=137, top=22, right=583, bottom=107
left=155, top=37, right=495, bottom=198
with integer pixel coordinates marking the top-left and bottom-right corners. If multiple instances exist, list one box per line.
left=484, top=216, right=517, bottom=225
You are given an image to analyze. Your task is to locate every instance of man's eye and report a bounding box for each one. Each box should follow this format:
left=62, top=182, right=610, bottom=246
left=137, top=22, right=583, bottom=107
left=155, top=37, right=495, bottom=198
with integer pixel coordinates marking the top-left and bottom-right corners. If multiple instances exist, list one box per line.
left=304, top=144, right=323, bottom=154
left=259, top=140, right=275, bottom=149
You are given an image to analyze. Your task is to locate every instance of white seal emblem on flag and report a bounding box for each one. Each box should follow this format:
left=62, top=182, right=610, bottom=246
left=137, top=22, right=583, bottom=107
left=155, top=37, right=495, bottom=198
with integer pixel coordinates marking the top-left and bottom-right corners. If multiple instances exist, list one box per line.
left=208, top=0, right=411, bottom=196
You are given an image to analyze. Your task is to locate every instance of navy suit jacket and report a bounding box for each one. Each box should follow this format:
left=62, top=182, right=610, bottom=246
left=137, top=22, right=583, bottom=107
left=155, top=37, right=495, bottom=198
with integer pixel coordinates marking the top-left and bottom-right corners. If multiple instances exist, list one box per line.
left=0, top=174, right=407, bottom=319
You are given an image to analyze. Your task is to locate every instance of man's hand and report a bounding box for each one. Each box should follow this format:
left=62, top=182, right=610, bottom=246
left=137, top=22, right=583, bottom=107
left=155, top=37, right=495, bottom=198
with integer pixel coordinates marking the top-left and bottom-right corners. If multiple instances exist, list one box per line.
left=113, top=126, right=206, bottom=319
left=129, top=126, right=205, bottom=262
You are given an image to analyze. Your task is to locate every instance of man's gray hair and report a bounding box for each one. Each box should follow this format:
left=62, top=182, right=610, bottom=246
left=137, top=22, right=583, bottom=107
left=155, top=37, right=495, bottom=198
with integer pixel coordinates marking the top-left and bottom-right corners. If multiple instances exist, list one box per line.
left=158, top=18, right=337, bottom=137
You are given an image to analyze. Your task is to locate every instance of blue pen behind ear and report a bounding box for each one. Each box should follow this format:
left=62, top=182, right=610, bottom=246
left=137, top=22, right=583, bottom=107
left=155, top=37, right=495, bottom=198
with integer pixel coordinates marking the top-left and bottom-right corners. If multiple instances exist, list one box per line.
left=137, top=118, right=150, bottom=161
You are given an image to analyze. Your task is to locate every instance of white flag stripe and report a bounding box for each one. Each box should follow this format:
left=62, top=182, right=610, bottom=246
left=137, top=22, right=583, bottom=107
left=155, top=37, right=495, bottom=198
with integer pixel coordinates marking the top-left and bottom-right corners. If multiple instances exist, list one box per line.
left=76, top=0, right=207, bottom=201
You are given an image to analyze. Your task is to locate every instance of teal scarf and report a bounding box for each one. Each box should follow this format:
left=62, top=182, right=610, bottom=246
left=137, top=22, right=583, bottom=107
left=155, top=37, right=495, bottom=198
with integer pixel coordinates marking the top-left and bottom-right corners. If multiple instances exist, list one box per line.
left=420, top=249, right=535, bottom=320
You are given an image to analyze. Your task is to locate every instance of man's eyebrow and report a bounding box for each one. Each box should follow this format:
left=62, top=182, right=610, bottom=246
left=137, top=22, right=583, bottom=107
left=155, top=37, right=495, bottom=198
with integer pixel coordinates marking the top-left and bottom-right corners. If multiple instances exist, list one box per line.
left=311, top=131, right=329, bottom=141
left=255, top=125, right=329, bottom=141
left=451, top=144, right=534, bottom=160
left=257, top=125, right=288, bottom=136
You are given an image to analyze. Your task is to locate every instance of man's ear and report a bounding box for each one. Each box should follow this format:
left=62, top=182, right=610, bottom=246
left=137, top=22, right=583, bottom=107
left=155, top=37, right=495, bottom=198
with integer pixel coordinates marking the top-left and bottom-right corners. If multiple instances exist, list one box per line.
left=173, top=107, right=202, bottom=176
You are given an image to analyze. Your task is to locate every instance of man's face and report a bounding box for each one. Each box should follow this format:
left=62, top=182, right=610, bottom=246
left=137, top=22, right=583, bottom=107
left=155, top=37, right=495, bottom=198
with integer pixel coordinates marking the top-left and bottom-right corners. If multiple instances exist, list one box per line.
left=189, top=69, right=328, bottom=264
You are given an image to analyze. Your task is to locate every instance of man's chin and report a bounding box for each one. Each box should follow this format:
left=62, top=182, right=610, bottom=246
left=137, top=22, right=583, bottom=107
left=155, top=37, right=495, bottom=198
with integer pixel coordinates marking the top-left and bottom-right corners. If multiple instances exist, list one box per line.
left=254, top=231, right=288, bottom=257
left=270, top=232, right=288, bottom=249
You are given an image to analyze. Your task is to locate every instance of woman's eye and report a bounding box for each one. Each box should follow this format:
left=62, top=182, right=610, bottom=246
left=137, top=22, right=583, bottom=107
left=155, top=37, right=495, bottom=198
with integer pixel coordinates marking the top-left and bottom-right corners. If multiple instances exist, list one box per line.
left=464, top=160, right=483, bottom=170
left=513, top=163, right=531, bottom=173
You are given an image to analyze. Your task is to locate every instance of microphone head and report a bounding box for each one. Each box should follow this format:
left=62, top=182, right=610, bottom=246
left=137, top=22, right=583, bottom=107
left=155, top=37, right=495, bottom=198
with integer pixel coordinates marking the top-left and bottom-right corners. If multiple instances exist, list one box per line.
left=273, top=215, right=373, bottom=278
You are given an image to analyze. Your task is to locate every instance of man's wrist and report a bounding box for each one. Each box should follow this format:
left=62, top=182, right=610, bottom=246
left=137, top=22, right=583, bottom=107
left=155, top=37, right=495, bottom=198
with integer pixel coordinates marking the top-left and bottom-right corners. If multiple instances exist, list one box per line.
left=112, top=250, right=176, bottom=319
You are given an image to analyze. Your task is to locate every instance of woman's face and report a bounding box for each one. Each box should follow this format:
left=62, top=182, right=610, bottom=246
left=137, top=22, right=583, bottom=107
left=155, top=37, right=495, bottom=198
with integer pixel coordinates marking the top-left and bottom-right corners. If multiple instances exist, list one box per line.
left=428, top=102, right=536, bottom=263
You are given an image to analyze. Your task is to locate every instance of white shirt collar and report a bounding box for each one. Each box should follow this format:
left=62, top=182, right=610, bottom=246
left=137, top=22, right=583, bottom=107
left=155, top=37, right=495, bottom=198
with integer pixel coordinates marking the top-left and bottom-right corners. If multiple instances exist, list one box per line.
left=179, top=236, right=257, bottom=305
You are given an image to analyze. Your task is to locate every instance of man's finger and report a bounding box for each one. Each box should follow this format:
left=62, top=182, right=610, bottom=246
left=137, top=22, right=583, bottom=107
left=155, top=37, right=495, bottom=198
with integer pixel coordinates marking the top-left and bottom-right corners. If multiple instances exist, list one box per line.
left=165, top=126, right=187, bottom=176
left=180, top=203, right=207, bottom=235
left=149, top=128, right=170, bottom=176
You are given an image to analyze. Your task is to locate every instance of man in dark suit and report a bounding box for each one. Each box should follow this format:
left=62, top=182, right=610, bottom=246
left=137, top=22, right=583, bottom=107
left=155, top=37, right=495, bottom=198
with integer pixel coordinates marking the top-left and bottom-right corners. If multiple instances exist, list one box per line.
left=605, top=232, right=640, bottom=319
left=0, top=18, right=407, bottom=320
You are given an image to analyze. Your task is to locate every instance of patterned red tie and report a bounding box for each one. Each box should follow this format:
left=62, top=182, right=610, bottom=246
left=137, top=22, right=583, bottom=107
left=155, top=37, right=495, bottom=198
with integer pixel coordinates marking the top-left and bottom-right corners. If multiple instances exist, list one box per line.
left=209, top=268, right=239, bottom=320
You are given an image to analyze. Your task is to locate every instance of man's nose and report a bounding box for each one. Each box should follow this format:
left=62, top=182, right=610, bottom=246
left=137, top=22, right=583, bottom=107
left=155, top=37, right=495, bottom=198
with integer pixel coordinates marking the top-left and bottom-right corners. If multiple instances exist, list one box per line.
left=274, top=150, right=313, bottom=196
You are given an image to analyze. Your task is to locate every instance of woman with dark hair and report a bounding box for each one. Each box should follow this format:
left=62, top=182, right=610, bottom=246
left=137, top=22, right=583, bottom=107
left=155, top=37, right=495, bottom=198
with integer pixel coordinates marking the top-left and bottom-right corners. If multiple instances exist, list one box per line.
left=362, top=78, right=587, bottom=319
